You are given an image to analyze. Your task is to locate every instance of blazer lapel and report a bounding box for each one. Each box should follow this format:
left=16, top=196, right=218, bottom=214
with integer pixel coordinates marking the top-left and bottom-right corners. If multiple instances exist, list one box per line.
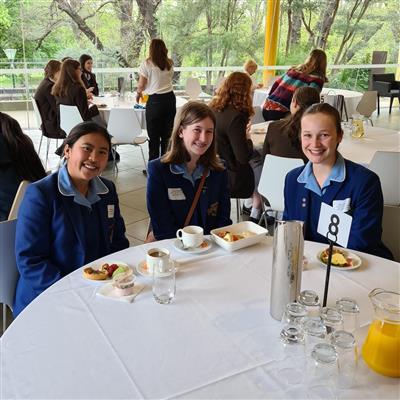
left=61, top=196, right=85, bottom=249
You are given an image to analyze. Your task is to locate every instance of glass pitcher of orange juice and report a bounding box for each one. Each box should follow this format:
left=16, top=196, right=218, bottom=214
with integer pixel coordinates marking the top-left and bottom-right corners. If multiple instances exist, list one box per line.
left=362, top=288, right=400, bottom=377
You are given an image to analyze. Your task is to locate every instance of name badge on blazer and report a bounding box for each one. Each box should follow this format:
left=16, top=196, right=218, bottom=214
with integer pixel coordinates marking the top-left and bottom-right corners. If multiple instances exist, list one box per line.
left=168, top=188, right=186, bottom=201
left=108, top=205, right=115, bottom=218
left=332, top=198, right=351, bottom=213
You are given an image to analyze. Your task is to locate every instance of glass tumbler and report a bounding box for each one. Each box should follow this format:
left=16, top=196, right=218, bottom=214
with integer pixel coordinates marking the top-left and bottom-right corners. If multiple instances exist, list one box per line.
left=298, top=290, right=321, bottom=318
left=306, top=343, right=338, bottom=399
left=330, top=330, right=358, bottom=389
left=152, top=259, right=176, bottom=304
left=282, top=302, right=308, bottom=326
left=336, top=297, right=360, bottom=333
left=303, top=317, right=327, bottom=354
left=321, top=307, right=344, bottom=335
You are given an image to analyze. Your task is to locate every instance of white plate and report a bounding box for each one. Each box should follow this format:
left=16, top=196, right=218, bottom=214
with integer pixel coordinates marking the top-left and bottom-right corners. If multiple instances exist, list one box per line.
left=96, top=282, right=145, bottom=303
left=173, top=238, right=212, bottom=254
left=316, top=249, right=362, bottom=271
left=82, top=260, right=130, bottom=282
left=211, top=221, right=268, bottom=252
left=136, top=260, right=177, bottom=278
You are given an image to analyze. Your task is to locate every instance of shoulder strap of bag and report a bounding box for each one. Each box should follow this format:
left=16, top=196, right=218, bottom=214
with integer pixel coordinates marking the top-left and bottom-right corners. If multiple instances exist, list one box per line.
left=184, top=169, right=209, bottom=227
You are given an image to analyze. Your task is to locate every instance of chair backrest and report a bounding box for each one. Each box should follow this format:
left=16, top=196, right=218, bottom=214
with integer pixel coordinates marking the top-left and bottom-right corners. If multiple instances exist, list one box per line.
left=185, top=78, right=202, bottom=100
left=382, top=205, right=400, bottom=262
left=31, top=97, right=43, bottom=128
left=251, top=106, right=264, bottom=124
left=258, top=155, right=304, bottom=211
left=214, top=76, right=226, bottom=92
left=59, top=105, right=83, bottom=135
left=372, top=73, right=395, bottom=83
left=0, top=219, right=19, bottom=309
left=324, top=94, right=346, bottom=120
left=8, top=180, right=30, bottom=221
left=107, top=108, right=142, bottom=143
left=369, top=151, right=400, bottom=206
left=356, top=91, right=377, bottom=118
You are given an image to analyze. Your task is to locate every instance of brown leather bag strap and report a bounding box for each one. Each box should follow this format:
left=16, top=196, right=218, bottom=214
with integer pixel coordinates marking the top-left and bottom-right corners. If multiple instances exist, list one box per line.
left=184, top=169, right=208, bottom=227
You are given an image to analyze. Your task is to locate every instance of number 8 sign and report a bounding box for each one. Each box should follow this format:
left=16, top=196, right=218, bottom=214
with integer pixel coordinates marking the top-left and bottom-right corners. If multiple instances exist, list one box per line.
left=317, top=203, right=353, bottom=248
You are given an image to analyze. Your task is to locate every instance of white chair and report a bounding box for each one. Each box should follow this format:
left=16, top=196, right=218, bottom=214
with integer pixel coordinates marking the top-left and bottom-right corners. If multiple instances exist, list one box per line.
left=107, top=108, right=148, bottom=173
left=0, top=219, right=19, bottom=334
left=356, top=91, right=377, bottom=125
left=8, top=180, right=30, bottom=221
left=251, top=106, right=264, bottom=124
left=214, top=76, right=226, bottom=93
left=59, top=105, right=83, bottom=135
left=185, top=78, right=202, bottom=100
left=369, top=151, right=400, bottom=206
left=257, top=155, right=304, bottom=224
left=382, top=205, right=400, bottom=262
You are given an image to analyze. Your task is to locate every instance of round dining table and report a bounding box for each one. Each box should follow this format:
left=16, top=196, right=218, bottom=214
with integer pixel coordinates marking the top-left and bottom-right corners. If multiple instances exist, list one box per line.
left=253, top=87, right=363, bottom=117
left=93, top=94, right=188, bottom=128
left=2, top=237, right=399, bottom=399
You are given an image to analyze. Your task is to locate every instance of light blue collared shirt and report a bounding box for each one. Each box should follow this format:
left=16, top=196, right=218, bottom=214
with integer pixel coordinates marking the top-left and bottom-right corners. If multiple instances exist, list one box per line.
left=57, top=165, right=109, bottom=209
left=170, top=163, right=209, bottom=186
left=297, top=153, right=346, bottom=196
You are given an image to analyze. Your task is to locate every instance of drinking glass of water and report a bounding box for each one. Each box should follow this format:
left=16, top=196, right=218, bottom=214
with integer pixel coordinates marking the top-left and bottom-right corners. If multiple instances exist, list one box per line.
left=152, top=259, right=176, bottom=304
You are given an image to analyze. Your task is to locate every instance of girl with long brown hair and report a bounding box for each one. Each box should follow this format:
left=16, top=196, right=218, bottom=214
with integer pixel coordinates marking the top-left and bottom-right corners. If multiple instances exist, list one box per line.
left=262, top=49, right=327, bottom=121
left=136, top=39, right=176, bottom=162
left=146, top=101, right=231, bottom=240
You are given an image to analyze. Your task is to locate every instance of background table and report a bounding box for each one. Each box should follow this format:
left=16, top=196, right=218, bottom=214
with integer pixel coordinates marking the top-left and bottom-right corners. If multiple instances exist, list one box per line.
left=253, top=87, right=363, bottom=117
left=93, top=94, right=188, bottom=128
left=2, top=238, right=399, bottom=399
left=251, top=123, right=400, bottom=167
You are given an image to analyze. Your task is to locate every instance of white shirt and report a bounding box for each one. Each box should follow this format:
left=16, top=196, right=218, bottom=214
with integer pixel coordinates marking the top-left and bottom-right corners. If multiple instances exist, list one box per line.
left=138, top=59, right=174, bottom=95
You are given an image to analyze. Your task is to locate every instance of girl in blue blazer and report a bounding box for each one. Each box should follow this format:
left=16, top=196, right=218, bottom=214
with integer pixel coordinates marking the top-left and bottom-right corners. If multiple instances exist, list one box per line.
left=14, top=122, right=129, bottom=316
left=147, top=101, right=232, bottom=240
left=283, top=103, right=392, bottom=260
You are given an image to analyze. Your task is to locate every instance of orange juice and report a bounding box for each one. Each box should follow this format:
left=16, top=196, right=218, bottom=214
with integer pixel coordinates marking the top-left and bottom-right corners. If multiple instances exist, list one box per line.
left=141, top=93, right=149, bottom=104
left=351, top=119, right=364, bottom=138
left=362, top=319, right=400, bottom=377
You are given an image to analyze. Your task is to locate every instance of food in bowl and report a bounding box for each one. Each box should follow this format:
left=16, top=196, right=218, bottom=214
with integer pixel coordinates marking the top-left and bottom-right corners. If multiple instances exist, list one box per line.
left=319, top=248, right=353, bottom=267
left=215, top=230, right=256, bottom=242
left=113, top=269, right=135, bottom=297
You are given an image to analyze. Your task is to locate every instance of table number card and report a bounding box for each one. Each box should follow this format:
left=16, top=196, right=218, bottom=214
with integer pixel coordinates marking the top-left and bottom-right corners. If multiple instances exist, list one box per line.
left=317, top=203, right=352, bottom=248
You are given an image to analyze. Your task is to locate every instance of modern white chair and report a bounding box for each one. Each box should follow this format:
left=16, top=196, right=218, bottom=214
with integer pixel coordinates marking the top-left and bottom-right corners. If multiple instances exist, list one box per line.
left=356, top=90, right=377, bottom=125
left=8, top=180, right=30, bottom=221
left=382, top=205, right=400, bottom=262
left=185, top=78, right=202, bottom=100
left=251, top=106, right=264, bottom=124
left=107, top=108, right=148, bottom=173
left=59, top=105, right=83, bottom=136
left=214, top=76, right=226, bottom=93
left=369, top=151, right=400, bottom=206
left=258, top=155, right=304, bottom=224
left=0, top=218, right=19, bottom=334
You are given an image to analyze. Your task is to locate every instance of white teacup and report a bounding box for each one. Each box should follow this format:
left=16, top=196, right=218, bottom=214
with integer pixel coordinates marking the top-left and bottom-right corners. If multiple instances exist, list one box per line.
left=146, top=248, right=170, bottom=274
left=176, top=225, right=204, bottom=249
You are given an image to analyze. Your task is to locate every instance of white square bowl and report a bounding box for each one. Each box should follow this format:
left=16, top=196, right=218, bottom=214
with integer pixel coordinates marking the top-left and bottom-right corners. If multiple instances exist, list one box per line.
left=210, top=221, right=268, bottom=252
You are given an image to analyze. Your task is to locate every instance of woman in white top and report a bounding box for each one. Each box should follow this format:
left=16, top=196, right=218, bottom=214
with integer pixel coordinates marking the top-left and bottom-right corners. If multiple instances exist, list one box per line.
left=136, top=39, right=176, bottom=161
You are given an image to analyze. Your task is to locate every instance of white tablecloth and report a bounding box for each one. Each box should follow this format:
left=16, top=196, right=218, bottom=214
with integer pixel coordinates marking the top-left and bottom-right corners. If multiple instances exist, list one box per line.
left=93, top=95, right=187, bottom=128
left=2, top=238, right=399, bottom=399
left=253, top=87, right=363, bottom=117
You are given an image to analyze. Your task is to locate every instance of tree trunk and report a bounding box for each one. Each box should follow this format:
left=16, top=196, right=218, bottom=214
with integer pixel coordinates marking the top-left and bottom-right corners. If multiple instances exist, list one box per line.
left=285, top=0, right=293, bottom=56
left=135, top=0, right=161, bottom=39
left=315, top=0, right=339, bottom=50
left=290, top=8, right=302, bottom=48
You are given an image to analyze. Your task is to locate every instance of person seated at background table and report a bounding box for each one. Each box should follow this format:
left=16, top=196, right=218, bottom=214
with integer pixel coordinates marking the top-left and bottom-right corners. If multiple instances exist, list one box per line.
left=283, top=103, right=393, bottom=260
left=79, top=54, right=99, bottom=96
left=0, top=112, right=46, bottom=222
left=136, top=38, right=176, bottom=162
left=13, top=122, right=129, bottom=316
left=146, top=101, right=231, bottom=240
left=34, top=60, right=66, bottom=140
left=263, top=86, right=321, bottom=163
left=209, top=71, right=263, bottom=223
left=262, top=49, right=327, bottom=122
left=243, top=59, right=263, bottom=90
left=51, top=59, right=104, bottom=129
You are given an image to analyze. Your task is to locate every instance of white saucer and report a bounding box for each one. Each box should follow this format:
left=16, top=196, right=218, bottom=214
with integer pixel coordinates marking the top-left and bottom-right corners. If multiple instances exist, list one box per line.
left=82, top=260, right=130, bottom=283
left=136, top=260, right=177, bottom=278
left=173, top=239, right=212, bottom=254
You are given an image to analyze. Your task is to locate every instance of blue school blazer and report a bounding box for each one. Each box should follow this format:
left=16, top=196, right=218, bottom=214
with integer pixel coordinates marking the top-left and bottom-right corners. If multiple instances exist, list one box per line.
left=283, top=158, right=393, bottom=260
left=13, top=172, right=129, bottom=316
left=147, top=159, right=232, bottom=240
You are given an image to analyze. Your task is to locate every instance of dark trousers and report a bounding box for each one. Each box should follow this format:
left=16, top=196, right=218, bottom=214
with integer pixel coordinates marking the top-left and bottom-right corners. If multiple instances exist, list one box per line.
left=145, top=91, right=176, bottom=161
left=262, top=109, right=289, bottom=121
